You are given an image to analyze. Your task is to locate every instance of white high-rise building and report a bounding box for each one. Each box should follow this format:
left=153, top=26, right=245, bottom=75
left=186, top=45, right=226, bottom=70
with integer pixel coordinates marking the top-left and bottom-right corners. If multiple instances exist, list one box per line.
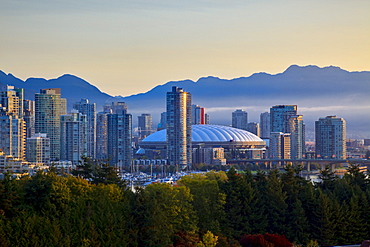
left=315, top=116, right=346, bottom=159
left=166, top=86, right=192, bottom=167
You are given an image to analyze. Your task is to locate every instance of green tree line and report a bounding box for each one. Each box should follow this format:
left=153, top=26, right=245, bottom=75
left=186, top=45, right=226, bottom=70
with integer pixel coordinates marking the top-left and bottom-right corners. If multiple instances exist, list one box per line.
left=0, top=162, right=369, bottom=246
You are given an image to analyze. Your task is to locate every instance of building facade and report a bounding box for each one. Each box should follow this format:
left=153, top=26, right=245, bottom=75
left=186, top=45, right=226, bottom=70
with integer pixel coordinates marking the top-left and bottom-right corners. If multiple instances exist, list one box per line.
left=0, top=108, right=25, bottom=159
left=60, top=112, right=88, bottom=165
left=107, top=113, right=132, bottom=168
left=269, top=132, right=291, bottom=159
left=246, top=122, right=260, bottom=137
left=96, top=112, right=108, bottom=160
left=73, top=99, right=96, bottom=158
left=260, top=112, right=270, bottom=139
left=192, top=104, right=207, bottom=125
left=288, top=115, right=305, bottom=159
left=315, top=116, right=346, bottom=159
left=26, top=133, right=50, bottom=164
left=166, top=86, right=192, bottom=167
left=232, top=109, right=248, bottom=130
left=23, top=99, right=35, bottom=138
left=138, top=113, right=153, bottom=138
left=270, top=105, right=297, bottom=133
left=35, top=88, right=66, bottom=160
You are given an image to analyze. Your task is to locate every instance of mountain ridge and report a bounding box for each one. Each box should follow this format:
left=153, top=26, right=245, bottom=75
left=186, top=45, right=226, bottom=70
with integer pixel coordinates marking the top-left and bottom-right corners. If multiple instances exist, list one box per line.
left=0, top=65, right=370, bottom=138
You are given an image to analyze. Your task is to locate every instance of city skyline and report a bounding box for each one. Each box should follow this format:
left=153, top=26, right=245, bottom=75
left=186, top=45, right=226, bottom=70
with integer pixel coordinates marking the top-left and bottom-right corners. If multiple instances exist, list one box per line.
left=1, top=0, right=370, bottom=96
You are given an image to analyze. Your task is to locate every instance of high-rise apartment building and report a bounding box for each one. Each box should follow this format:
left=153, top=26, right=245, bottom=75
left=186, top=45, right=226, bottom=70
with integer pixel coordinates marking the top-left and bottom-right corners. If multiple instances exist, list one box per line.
left=269, top=132, right=291, bottom=159
left=23, top=99, right=35, bottom=138
left=192, top=104, right=207, bottom=125
left=166, top=86, right=192, bottom=167
left=96, top=112, right=108, bottom=160
left=26, top=133, right=50, bottom=164
left=246, top=122, right=260, bottom=137
left=270, top=105, right=297, bottom=133
left=157, top=112, right=167, bottom=130
left=0, top=86, right=26, bottom=160
left=0, top=107, right=25, bottom=159
left=315, top=116, right=346, bottom=159
left=204, top=113, right=210, bottom=124
left=0, top=86, right=21, bottom=116
left=97, top=102, right=132, bottom=166
left=260, top=112, right=270, bottom=139
left=288, top=115, right=305, bottom=159
left=232, top=109, right=248, bottom=130
left=73, top=99, right=96, bottom=158
left=107, top=113, right=132, bottom=168
left=60, top=112, right=88, bottom=165
left=138, top=113, right=153, bottom=138
left=35, top=88, right=66, bottom=160
left=104, top=102, right=128, bottom=114
left=269, top=105, right=305, bottom=159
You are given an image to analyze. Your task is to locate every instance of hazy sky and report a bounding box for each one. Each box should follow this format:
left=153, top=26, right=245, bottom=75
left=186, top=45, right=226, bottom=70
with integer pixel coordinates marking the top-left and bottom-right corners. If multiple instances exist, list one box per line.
left=1, top=0, right=370, bottom=96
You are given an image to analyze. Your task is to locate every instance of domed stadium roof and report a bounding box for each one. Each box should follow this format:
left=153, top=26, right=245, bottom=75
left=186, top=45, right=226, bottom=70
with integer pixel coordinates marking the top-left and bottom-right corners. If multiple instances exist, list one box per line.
left=141, top=124, right=264, bottom=144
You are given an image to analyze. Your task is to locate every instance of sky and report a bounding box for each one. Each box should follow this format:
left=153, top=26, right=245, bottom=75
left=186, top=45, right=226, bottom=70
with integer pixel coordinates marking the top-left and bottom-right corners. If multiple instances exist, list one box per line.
left=1, top=0, right=370, bottom=97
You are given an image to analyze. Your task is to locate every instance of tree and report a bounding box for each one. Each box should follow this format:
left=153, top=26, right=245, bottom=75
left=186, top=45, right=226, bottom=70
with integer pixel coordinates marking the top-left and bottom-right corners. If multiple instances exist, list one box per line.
left=262, top=169, right=287, bottom=235
left=135, top=183, right=197, bottom=246
left=220, top=167, right=257, bottom=238
left=178, top=173, right=226, bottom=233
left=197, top=231, right=218, bottom=247
left=317, top=165, right=338, bottom=191
left=0, top=172, right=22, bottom=218
left=344, top=163, right=368, bottom=190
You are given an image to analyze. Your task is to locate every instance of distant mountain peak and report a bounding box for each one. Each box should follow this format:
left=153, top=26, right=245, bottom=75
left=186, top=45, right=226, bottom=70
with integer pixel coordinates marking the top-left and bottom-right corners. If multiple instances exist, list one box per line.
left=196, top=76, right=220, bottom=83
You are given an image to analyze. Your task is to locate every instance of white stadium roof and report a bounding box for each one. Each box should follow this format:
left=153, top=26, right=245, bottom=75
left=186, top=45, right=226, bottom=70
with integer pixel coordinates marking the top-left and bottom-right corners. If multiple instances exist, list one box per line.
left=141, top=124, right=264, bottom=143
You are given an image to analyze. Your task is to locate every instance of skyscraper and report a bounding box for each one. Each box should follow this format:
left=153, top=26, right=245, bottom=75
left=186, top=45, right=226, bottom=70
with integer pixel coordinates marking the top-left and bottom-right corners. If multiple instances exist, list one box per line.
left=288, top=115, right=305, bottom=159
left=192, top=104, right=206, bottom=125
left=269, top=132, right=291, bottom=159
left=157, top=112, right=167, bottom=131
left=26, top=133, right=50, bottom=164
left=60, top=111, right=88, bottom=165
left=138, top=113, right=153, bottom=138
left=104, top=102, right=128, bottom=114
left=0, top=107, right=25, bottom=159
left=246, top=122, right=260, bottom=137
left=96, top=112, right=108, bottom=160
left=315, top=116, right=346, bottom=159
left=0, top=86, right=26, bottom=160
left=35, top=88, right=66, bottom=160
left=270, top=105, right=297, bottom=133
left=260, top=112, right=270, bottom=139
left=107, top=113, right=132, bottom=169
left=23, top=99, right=35, bottom=138
left=232, top=109, right=248, bottom=130
left=166, top=86, right=192, bottom=167
left=73, top=99, right=96, bottom=158
left=0, top=86, right=21, bottom=116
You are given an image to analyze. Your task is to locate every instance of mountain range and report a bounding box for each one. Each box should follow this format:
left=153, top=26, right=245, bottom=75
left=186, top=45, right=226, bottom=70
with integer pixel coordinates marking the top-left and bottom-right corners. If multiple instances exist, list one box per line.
left=0, top=65, right=370, bottom=139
